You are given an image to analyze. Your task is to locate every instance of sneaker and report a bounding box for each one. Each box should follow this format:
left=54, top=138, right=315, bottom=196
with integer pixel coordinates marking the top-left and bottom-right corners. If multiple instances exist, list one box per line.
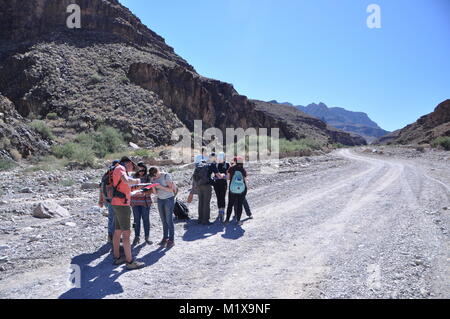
left=166, top=240, right=175, bottom=249
left=113, top=257, right=126, bottom=266
left=132, top=237, right=140, bottom=246
left=145, top=237, right=153, bottom=245
left=237, top=221, right=244, bottom=226
left=107, top=234, right=113, bottom=243
left=126, top=260, right=145, bottom=270
left=247, top=214, right=254, bottom=220
left=218, top=212, right=224, bottom=222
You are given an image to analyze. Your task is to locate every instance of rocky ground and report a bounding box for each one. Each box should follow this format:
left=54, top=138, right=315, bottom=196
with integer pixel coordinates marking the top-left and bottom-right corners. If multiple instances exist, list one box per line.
left=0, top=146, right=448, bottom=299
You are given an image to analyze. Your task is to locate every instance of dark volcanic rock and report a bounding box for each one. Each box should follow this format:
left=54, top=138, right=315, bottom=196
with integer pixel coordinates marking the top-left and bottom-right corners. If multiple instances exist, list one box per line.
left=0, top=0, right=367, bottom=154
left=0, top=94, right=50, bottom=159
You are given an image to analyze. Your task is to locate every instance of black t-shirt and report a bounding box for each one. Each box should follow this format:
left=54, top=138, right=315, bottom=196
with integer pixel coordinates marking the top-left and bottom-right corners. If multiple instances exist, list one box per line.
left=216, top=162, right=230, bottom=175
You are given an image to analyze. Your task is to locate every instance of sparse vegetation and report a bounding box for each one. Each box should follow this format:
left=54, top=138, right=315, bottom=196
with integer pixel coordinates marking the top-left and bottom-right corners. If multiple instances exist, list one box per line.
left=133, top=149, right=156, bottom=157
left=89, top=73, right=103, bottom=85
left=431, top=136, right=450, bottom=151
left=30, top=120, right=55, bottom=140
left=0, top=158, right=16, bottom=171
left=59, top=179, right=75, bottom=187
left=51, top=126, right=125, bottom=168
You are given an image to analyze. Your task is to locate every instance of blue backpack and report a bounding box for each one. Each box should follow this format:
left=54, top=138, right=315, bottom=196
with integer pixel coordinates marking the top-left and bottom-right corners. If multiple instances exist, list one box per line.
left=230, top=170, right=246, bottom=194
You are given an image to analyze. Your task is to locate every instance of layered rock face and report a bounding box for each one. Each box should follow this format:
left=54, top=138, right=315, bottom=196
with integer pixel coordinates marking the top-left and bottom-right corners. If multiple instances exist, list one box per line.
left=0, top=0, right=366, bottom=159
left=377, top=100, right=450, bottom=145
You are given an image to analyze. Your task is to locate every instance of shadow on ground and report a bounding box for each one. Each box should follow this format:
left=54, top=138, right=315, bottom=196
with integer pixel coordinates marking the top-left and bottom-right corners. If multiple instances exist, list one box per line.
left=59, top=243, right=168, bottom=299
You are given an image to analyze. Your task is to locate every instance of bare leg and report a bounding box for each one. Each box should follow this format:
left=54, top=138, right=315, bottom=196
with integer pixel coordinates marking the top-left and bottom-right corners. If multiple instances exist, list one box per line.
left=122, top=230, right=133, bottom=263
left=113, top=230, right=122, bottom=259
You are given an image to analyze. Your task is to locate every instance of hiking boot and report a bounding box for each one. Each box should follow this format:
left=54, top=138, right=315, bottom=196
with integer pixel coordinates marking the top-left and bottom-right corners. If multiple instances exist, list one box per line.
left=145, top=237, right=153, bottom=245
left=113, top=257, right=126, bottom=266
left=166, top=240, right=175, bottom=249
left=126, top=260, right=145, bottom=271
left=107, top=234, right=113, bottom=243
left=158, top=239, right=168, bottom=246
left=132, top=237, right=140, bottom=246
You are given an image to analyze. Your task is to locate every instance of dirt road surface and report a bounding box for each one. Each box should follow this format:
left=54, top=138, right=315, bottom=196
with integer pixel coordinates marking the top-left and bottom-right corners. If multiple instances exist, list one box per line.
left=0, top=148, right=448, bottom=299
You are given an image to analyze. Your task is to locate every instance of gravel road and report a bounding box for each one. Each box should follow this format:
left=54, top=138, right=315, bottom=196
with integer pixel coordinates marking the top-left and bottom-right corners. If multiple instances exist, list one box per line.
left=0, top=148, right=448, bottom=299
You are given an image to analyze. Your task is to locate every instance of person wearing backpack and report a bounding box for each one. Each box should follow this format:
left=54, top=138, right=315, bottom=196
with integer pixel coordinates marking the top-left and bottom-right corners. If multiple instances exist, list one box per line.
left=192, top=156, right=223, bottom=225
left=131, top=163, right=154, bottom=246
left=149, top=167, right=177, bottom=249
left=98, top=160, right=120, bottom=243
left=225, top=156, right=248, bottom=226
left=111, top=156, right=145, bottom=271
left=212, top=152, right=230, bottom=222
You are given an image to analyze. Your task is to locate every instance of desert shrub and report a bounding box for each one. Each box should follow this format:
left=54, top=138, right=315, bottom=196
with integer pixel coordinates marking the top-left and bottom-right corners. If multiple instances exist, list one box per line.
left=46, top=113, right=58, bottom=120
left=432, top=137, right=450, bottom=151
left=278, top=138, right=323, bottom=153
left=133, top=149, right=156, bottom=157
left=75, top=126, right=125, bottom=158
left=0, top=158, right=15, bottom=171
left=331, top=143, right=345, bottom=149
left=59, top=179, right=75, bottom=187
left=0, top=137, right=11, bottom=149
left=89, top=73, right=103, bottom=85
left=52, top=142, right=79, bottom=159
left=30, top=120, right=55, bottom=140
left=9, top=149, right=22, bottom=161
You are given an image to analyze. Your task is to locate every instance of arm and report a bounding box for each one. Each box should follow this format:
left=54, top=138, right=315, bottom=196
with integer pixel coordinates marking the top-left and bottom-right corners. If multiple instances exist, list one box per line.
left=98, top=187, right=105, bottom=208
left=121, top=174, right=140, bottom=186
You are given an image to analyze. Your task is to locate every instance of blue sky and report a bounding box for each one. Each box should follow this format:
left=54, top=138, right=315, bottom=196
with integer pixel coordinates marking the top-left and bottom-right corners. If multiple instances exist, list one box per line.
left=121, top=0, right=450, bottom=131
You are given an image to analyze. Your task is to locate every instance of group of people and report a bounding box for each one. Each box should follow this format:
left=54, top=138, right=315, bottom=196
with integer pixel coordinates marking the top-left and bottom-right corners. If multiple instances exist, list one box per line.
left=98, top=156, right=176, bottom=270
left=98, top=150, right=252, bottom=271
left=192, top=150, right=252, bottom=226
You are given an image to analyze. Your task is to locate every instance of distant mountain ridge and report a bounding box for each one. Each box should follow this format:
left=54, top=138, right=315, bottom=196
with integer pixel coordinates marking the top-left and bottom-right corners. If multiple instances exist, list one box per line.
left=269, top=100, right=390, bottom=143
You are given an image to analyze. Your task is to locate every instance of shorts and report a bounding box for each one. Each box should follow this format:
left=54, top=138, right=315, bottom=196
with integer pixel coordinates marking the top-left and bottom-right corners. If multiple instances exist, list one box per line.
left=113, top=205, right=132, bottom=231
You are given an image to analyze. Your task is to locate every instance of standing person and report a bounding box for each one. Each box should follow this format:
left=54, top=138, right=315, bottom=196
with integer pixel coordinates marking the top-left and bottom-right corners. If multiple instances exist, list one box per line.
left=98, top=160, right=119, bottom=243
left=193, top=154, right=223, bottom=225
left=131, top=163, right=153, bottom=246
left=111, top=156, right=145, bottom=270
left=225, top=156, right=248, bottom=226
left=149, top=167, right=176, bottom=248
left=212, top=152, right=230, bottom=222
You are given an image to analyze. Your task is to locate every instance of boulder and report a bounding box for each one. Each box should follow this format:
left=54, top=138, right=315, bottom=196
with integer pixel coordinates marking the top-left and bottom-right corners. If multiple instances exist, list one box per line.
left=33, top=202, right=70, bottom=219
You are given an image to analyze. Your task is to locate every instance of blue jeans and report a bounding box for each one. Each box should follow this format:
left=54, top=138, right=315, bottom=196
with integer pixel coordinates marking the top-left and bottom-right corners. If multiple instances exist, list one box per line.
left=105, top=202, right=115, bottom=236
left=157, top=197, right=175, bottom=242
left=132, top=206, right=151, bottom=238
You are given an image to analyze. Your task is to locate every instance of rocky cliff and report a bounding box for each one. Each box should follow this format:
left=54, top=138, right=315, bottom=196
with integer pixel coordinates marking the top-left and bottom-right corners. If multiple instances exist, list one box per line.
left=0, top=0, right=366, bottom=160
left=376, top=100, right=450, bottom=145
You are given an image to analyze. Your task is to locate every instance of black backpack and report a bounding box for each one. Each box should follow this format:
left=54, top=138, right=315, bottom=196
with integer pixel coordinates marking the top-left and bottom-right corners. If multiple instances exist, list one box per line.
left=193, top=163, right=210, bottom=186
left=174, top=199, right=190, bottom=220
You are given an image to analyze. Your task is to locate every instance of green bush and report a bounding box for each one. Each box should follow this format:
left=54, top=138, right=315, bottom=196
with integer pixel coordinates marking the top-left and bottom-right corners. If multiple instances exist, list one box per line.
left=52, top=143, right=79, bottom=159
left=432, top=136, right=450, bottom=151
left=134, top=149, right=156, bottom=157
left=75, top=126, right=125, bottom=158
left=52, top=142, right=96, bottom=167
left=30, top=120, right=55, bottom=140
left=0, top=158, right=16, bottom=171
